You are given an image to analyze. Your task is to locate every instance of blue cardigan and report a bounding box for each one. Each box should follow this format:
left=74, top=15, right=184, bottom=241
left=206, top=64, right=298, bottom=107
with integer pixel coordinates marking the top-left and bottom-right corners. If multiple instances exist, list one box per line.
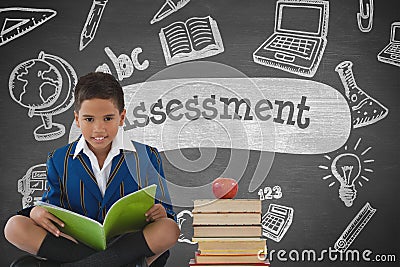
left=42, top=140, right=175, bottom=223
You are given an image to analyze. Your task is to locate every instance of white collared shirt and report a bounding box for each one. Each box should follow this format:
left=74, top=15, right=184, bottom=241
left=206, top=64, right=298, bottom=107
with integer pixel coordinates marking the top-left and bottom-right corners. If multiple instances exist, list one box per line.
left=73, top=127, right=135, bottom=196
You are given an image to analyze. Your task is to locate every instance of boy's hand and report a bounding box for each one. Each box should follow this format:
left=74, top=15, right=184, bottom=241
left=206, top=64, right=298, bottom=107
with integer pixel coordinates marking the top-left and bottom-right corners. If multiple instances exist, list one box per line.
left=145, top=204, right=167, bottom=222
left=30, top=206, right=65, bottom=237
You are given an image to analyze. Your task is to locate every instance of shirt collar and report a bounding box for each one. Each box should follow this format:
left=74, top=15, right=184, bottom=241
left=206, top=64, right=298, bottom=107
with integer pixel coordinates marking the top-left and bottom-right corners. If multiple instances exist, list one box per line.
left=73, top=127, right=135, bottom=159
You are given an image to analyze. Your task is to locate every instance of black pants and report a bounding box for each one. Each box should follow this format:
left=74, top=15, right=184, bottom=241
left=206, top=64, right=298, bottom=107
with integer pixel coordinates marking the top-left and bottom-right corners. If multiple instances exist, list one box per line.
left=149, top=250, right=169, bottom=267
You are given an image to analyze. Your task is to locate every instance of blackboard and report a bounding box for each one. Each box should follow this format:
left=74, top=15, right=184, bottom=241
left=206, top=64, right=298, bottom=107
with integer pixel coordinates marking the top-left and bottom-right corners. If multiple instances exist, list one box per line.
left=1, top=0, right=399, bottom=266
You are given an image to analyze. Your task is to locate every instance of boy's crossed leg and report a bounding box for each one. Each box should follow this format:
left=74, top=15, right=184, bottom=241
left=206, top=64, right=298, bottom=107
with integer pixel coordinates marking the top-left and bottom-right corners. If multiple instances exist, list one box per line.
left=4, top=215, right=95, bottom=262
left=5, top=215, right=180, bottom=266
left=62, top=217, right=180, bottom=266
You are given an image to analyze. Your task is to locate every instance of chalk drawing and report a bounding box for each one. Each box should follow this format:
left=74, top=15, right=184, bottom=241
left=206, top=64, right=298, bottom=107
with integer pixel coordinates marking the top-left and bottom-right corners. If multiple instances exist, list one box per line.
left=334, top=202, right=376, bottom=252
left=377, top=22, right=400, bottom=67
left=253, top=0, right=329, bottom=77
left=0, top=7, right=56, bottom=47
left=80, top=0, right=108, bottom=51
left=68, top=62, right=350, bottom=207
left=258, top=185, right=283, bottom=201
left=335, top=61, right=388, bottom=129
left=69, top=77, right=352, bottom=154
left=319, top=137, right=374, bottom=207
left=17, top=164, right=47, bottom=208
left=151, top=0, right=191, bottom=25
left=95, top=63, right=112, bottom=74
left=262, top=204, right=294, bottom=242
left=159, top=16, right=224, bottom=66
left=96, top=46, right=149, bottom=81
left=357, top=0, right=373, bottom=32
left=177, top=210, right=196, bottom=244
left=9, top=51, right=77, bottom=141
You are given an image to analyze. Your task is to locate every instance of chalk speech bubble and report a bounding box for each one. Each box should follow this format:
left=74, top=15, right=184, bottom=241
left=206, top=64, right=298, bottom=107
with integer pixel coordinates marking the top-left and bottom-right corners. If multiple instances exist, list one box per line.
left=69, top=68, right=351, bottom=202
left=70, top=59, right=353, bottom=201
left=71, top=77, right=351, bottom=154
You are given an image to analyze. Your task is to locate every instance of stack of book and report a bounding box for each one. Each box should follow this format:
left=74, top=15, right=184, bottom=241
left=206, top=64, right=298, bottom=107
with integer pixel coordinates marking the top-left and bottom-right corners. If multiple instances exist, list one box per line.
left=189, top=199, right=270, bottom=266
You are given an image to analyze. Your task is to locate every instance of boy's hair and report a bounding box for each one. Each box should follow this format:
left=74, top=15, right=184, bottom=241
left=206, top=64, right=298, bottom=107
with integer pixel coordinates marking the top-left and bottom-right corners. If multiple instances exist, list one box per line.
left=74, top=72, right=124, bottom=113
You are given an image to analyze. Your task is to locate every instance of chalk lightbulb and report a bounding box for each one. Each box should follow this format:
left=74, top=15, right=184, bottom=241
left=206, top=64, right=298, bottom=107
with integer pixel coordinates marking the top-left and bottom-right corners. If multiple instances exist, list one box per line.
left=331, top=153, right=361, bottom=207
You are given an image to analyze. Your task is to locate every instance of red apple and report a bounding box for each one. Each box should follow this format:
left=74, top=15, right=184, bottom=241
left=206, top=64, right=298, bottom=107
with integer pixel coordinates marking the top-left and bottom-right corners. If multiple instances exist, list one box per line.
left=212, top=177, right=238, bottom=199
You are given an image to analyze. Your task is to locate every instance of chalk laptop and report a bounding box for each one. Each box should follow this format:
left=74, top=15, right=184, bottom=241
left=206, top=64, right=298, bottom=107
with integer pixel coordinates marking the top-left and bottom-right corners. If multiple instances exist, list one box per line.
left=262, top=204, right=293, bottom=242
left=377, top=22, right=400, bottom=67
left=253, top=0, right=329, bottom=77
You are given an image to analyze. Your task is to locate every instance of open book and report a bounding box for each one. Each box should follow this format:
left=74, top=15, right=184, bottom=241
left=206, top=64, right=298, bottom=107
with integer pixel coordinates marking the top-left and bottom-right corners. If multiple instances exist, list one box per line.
left=159, top=16, right=224, bottom=65
left=35, top=184, right=157, bottom=250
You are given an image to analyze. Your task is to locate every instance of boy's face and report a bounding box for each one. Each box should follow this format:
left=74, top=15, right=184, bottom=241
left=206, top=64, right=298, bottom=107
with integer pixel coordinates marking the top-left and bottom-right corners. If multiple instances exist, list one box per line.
left=74, top=98, right=126, bottom=156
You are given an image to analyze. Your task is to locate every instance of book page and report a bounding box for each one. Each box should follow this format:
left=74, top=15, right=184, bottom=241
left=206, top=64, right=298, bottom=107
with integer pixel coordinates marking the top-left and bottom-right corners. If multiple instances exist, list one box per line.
left=160, top=21, right=192, bottom=58
left=103, top=184, right=157, bottom=241
left=186, top=16, right=217, bottom=51
left=36, top=201, right=105, bottom=250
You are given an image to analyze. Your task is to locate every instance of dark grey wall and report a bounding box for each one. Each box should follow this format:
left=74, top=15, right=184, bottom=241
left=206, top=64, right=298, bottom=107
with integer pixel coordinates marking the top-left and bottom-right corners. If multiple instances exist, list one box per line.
left=1, top=0, right=399, bottom=266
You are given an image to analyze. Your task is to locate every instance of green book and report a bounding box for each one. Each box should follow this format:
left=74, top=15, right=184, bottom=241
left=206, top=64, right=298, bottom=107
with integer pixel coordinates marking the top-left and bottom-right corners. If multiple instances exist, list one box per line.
left=36, top=184, right=157, bottom=251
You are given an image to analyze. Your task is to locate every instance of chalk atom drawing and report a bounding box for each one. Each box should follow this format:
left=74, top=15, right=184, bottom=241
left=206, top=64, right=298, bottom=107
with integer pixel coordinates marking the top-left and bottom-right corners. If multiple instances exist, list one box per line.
left=159, top=16, right=224, bottom=66
left=17, top=164, right=47, bottom=208
left=0, top=7, right=57, bottom=47
left=262, top=204, right=293, bottom=242
left=253, top=0, right=329, bottom=77
left=377, top=22, right=400, bottom=68
left=357, top=0, right=373, bottom=33
left=9, top=51, right=77, bottom=141
left=319, top=137, right=374, bottom=207
left=334, top=202, right=376, bottom=252
left=335, top=61, right=388, bottom=129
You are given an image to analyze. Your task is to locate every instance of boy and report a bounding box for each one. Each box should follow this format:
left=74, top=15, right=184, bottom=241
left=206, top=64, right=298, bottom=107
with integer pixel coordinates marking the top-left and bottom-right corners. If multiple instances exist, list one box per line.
left=4, top=72, right=180, bottom=267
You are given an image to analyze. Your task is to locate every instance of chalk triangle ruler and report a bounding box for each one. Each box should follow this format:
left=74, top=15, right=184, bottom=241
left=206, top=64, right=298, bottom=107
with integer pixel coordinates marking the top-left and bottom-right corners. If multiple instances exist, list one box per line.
left=0, top=7, right=57, bottom=47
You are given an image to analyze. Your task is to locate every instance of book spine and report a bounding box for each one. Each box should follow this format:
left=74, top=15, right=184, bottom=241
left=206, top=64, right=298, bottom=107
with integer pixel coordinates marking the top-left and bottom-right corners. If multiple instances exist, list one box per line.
left=159, top=30, right=173, bottom=66
left=193, top=199, right=261, bottom=213
left=193, top=213, right=261, bottom=225
left=196, top=239, right=266, bottom=251
left=193, top=225, right=262, bottom=237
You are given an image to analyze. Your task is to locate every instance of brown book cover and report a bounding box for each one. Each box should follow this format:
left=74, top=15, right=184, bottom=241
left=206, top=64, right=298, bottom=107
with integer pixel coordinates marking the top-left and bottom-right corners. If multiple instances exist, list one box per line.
left=189, top=258, right=270, bottom=266
left=193, top=213, right=261, bottom=226
left=193, top=225, right=262, bottom=238
left=193, top=199, right=261, bottom=213
left=195, top=252, right=266, bottom=264
left=193, top=237, right=266, bottom=251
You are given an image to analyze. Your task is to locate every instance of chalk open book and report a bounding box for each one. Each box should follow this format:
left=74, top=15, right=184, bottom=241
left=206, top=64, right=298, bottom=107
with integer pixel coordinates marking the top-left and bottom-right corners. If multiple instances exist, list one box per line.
left=35, top=184, right=157, bottom=251
left=159, top=15, right=224, bottom=65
